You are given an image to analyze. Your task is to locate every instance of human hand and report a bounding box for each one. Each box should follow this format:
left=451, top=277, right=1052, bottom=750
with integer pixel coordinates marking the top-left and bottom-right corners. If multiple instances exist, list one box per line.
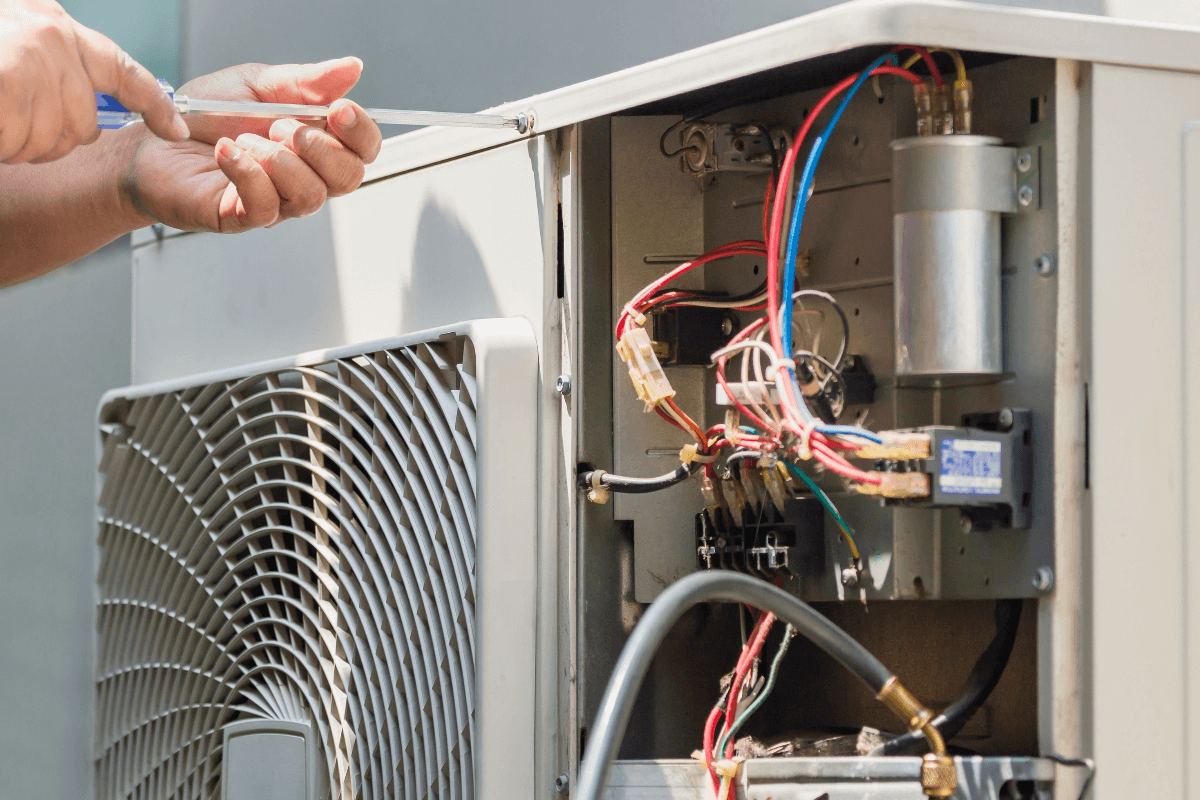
left=0, top=0, right=187, bottom=163
left=124, top=57, right=382, bottom=233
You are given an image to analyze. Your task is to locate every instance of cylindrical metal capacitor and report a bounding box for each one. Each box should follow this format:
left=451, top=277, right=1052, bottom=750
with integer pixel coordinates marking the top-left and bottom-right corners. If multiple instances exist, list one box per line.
left=892, top=135, right=1016, bottom=378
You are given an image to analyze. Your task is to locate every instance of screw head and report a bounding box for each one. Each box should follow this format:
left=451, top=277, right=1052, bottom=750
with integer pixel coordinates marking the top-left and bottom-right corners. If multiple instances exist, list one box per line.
left=960, top=515, right=974, bottom=534
left=1033, top=566, right=1055, bottom=592
left=1017, top=152, right=1034, bottom=173
left=998, top=408, right=1014, bottom=430
left=841, top=567, right=859, bottom=587
left=555, top=375, right=572, bottom=397
left=1034, top=253, right=1056, bottom=276
left=555, top=774, right=570, bottom=795
left=1018, top=185, right=1035, bottom=206
left=720, top=316, right=734, bottom=337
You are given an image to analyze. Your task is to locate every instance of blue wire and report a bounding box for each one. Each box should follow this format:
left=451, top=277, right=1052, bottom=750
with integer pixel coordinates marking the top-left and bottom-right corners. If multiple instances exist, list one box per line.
left=778, top=54, right=897, bottom=444
left=817, top=425, right=883, bottom=444
left=781, top=53, right=897, bottom=357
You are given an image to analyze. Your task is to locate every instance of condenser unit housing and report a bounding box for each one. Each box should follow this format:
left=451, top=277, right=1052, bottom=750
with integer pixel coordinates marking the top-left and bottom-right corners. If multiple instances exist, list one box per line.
left=101, top=2, right=1200, bottom=799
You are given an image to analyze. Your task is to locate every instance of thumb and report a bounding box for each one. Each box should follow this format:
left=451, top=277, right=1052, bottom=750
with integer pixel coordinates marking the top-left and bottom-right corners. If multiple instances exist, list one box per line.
left=70, top=22, right=189, bottom=142
left=251, top=57, right=363, bottom=106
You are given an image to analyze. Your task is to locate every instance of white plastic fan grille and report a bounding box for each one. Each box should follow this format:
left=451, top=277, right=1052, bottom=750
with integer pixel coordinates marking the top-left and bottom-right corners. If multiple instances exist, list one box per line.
left=96, top=333, right=489, bottom=800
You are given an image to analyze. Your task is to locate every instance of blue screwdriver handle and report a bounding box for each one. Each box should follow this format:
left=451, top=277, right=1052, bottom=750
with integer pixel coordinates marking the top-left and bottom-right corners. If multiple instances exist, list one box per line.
left=95, top=79, right=175, bottom=129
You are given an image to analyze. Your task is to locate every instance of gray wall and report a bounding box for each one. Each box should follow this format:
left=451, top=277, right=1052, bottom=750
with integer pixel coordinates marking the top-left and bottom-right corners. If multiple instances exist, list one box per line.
left=0, top=241, right=131, bottom=800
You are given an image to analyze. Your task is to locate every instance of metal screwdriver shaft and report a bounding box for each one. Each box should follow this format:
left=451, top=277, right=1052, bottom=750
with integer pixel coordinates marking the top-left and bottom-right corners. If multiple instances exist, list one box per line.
left=95, top=82, right=530, bottom=133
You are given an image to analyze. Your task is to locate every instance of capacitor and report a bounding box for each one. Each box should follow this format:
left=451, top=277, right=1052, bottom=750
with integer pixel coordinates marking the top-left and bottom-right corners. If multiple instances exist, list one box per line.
left=891, top=135, right=1016, bottom=378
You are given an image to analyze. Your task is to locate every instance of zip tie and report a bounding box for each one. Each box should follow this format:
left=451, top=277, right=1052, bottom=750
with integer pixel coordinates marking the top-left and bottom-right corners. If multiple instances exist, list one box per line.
left=798, top=422, right=816, bottom=461
left=681, top=444, right=719, bottom=464
left=765, top=358, right=796, bottom=382
left=586, top=470, right=611, bottom=505
left=621, top=302, right=647, bottom=328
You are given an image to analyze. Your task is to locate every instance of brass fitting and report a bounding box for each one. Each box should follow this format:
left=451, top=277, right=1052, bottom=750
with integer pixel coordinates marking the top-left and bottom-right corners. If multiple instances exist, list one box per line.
left=876, top=677, right=958, bottom=798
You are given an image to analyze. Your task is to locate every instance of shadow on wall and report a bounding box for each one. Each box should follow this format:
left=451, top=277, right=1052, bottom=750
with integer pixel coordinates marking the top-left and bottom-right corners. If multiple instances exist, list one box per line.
left=403, top=199, right=501, bottom=331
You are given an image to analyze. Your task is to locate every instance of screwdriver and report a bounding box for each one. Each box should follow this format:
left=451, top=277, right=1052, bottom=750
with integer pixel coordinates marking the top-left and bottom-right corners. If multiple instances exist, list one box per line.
left=95, top=80, right=530, bottom=133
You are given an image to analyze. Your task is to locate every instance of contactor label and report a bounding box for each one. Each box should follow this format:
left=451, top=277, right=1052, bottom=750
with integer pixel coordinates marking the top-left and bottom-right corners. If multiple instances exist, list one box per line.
left=939, top=439, right=1002, bottom=496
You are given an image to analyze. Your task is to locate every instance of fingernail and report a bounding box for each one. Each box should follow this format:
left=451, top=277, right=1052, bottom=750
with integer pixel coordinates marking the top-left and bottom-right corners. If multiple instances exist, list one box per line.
left=336, top=105, right=357, bottom=128
left=217, top=140, right=240, bottom=162
left=170, top=115, right=190, bottom=141
left=351, top=57, right=364, bottom=71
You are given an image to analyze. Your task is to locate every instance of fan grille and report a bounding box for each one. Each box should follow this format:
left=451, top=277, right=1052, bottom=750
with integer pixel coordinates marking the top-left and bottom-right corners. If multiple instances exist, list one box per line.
left=96, top=335, right=481, bottom=800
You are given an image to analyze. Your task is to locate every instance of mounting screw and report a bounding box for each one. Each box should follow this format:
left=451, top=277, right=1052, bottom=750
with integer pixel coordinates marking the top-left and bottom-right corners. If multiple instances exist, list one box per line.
left=960, top=515, right=974, bottom=534
left=1018, top=185, right=1035, bottom=207
left=1034, top=252, right=1056, bottom=277
left=998, top=408, right=1014, bottom=431
left=843, top=355, right=856, bottom=370
left=555, top=773, right=570, bottom=796
left=841, top=567, right=860, bottom=587
left=720, top=316, right=734, bottom=337
left=556, top=375, right=572, bottom=397
left=1016, top=152, right=1034, bottom=173
left=1033, top=566, right=1055, bottom=592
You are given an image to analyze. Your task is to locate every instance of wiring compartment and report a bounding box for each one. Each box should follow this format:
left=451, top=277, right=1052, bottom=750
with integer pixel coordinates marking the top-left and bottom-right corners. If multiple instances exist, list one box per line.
left=606, top=55, right=1058, bottom=604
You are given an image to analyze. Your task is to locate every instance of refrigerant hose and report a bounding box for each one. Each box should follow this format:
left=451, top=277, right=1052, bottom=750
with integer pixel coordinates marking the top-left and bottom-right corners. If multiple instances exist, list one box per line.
left=577, top=462, right=698, bottom=495
left=874, top=598, right=1022, bottom=756
left=573, top=571, right=958, bottom=800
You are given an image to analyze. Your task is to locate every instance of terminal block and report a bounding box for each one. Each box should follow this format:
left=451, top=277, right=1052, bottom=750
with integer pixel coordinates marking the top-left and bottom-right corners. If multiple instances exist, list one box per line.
left=696, top=496, right=825, bottom=579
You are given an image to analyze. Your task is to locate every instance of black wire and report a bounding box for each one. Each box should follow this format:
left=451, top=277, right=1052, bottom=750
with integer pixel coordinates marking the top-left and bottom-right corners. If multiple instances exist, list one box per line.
left=1045, top=754, right=1096, bottom=800
left=577, top=462, right=699, bottom=494
left=790, top=289, right=851, bottom=371
left=723, top=450, right=763, bottom=470
left=651, top=281, right=768, bottom=304
left=877, top=599, right=1022, bottom=756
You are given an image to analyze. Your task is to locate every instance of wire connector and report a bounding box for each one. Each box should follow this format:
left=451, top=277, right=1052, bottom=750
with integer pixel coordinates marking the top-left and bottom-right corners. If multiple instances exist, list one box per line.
left=851, top=472, right=931, bottom=498
left=853, top=431, right=932, bottom=460
left=616, top=326, right=676, bottom=411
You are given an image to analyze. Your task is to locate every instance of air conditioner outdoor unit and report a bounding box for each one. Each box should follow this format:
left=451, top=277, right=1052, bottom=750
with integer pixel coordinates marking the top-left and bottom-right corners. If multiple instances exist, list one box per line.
left=98, top=2, right=1200, bottom=799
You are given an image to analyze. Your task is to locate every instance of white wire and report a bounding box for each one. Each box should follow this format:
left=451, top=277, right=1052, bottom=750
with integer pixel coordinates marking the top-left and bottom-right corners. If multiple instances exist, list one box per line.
left=659, top=401, right=702, bottom=444
left=749, top=327, right=784, bottom=432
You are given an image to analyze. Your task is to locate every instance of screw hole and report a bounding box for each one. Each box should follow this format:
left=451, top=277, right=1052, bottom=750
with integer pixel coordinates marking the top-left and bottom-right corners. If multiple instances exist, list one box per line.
left=753, top=264, right=759, bottom=275
left=984, top=576, right=991, bottom=586
left=853, top=308, right=861, bottom=317
left=852, top=135, right=860, bottom=146
left=877, top=94, right=885, bottom=105
left=1022, top=491, right=1031, bottom=507
left=959, top=546, right=966, bottom=555
left=854, top=257, right=860, bottom=265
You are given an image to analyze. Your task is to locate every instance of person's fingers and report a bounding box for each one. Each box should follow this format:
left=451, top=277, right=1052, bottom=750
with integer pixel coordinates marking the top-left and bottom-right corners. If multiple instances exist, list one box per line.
left=0, top=85, right=34, bottom=162
left=251, top=57, right=362, bottom=105
left=70, top=22, right=189, bottom=142
left=325, top=100, right=381, bottom=165
left=59, top=58, right=98, bottom=143
left=8, top=86, right=63, bottom=163
left=269, top=117, right=363, bottom=198
left=214, top=138, right=280, bottom=231
left=234, top=132, right=327, bottom=218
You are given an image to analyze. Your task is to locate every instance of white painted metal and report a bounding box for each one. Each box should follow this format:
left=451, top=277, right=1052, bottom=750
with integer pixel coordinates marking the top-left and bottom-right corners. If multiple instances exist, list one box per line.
left=1042, top=58, right=1086, bottom=800
left=1089, top=63, right=1200, bottom=799
left=132, top=140, right=549, bottom=384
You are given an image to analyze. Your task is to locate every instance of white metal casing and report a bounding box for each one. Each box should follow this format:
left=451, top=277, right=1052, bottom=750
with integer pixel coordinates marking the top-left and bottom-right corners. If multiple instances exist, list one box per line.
left=122, top=3, right=1200, bottom=799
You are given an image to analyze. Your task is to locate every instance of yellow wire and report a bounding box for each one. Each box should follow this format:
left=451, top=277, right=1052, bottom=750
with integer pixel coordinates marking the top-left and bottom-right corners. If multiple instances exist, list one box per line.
left=902, top=48, right=968, bottom=83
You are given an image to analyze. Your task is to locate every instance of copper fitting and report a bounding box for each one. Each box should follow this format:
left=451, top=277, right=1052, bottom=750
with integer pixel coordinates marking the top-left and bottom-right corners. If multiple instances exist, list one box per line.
left=876, top=677, right=958, bottom=798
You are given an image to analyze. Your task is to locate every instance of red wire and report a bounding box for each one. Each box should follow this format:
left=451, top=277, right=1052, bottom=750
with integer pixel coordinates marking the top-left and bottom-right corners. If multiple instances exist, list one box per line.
left=702, top=703, right=724, bottom=793
left=892, top=45, right=944, bottom=87
left=722, top=611, right=777, bottom=758
left=873, top=64, right=926, bottom=87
